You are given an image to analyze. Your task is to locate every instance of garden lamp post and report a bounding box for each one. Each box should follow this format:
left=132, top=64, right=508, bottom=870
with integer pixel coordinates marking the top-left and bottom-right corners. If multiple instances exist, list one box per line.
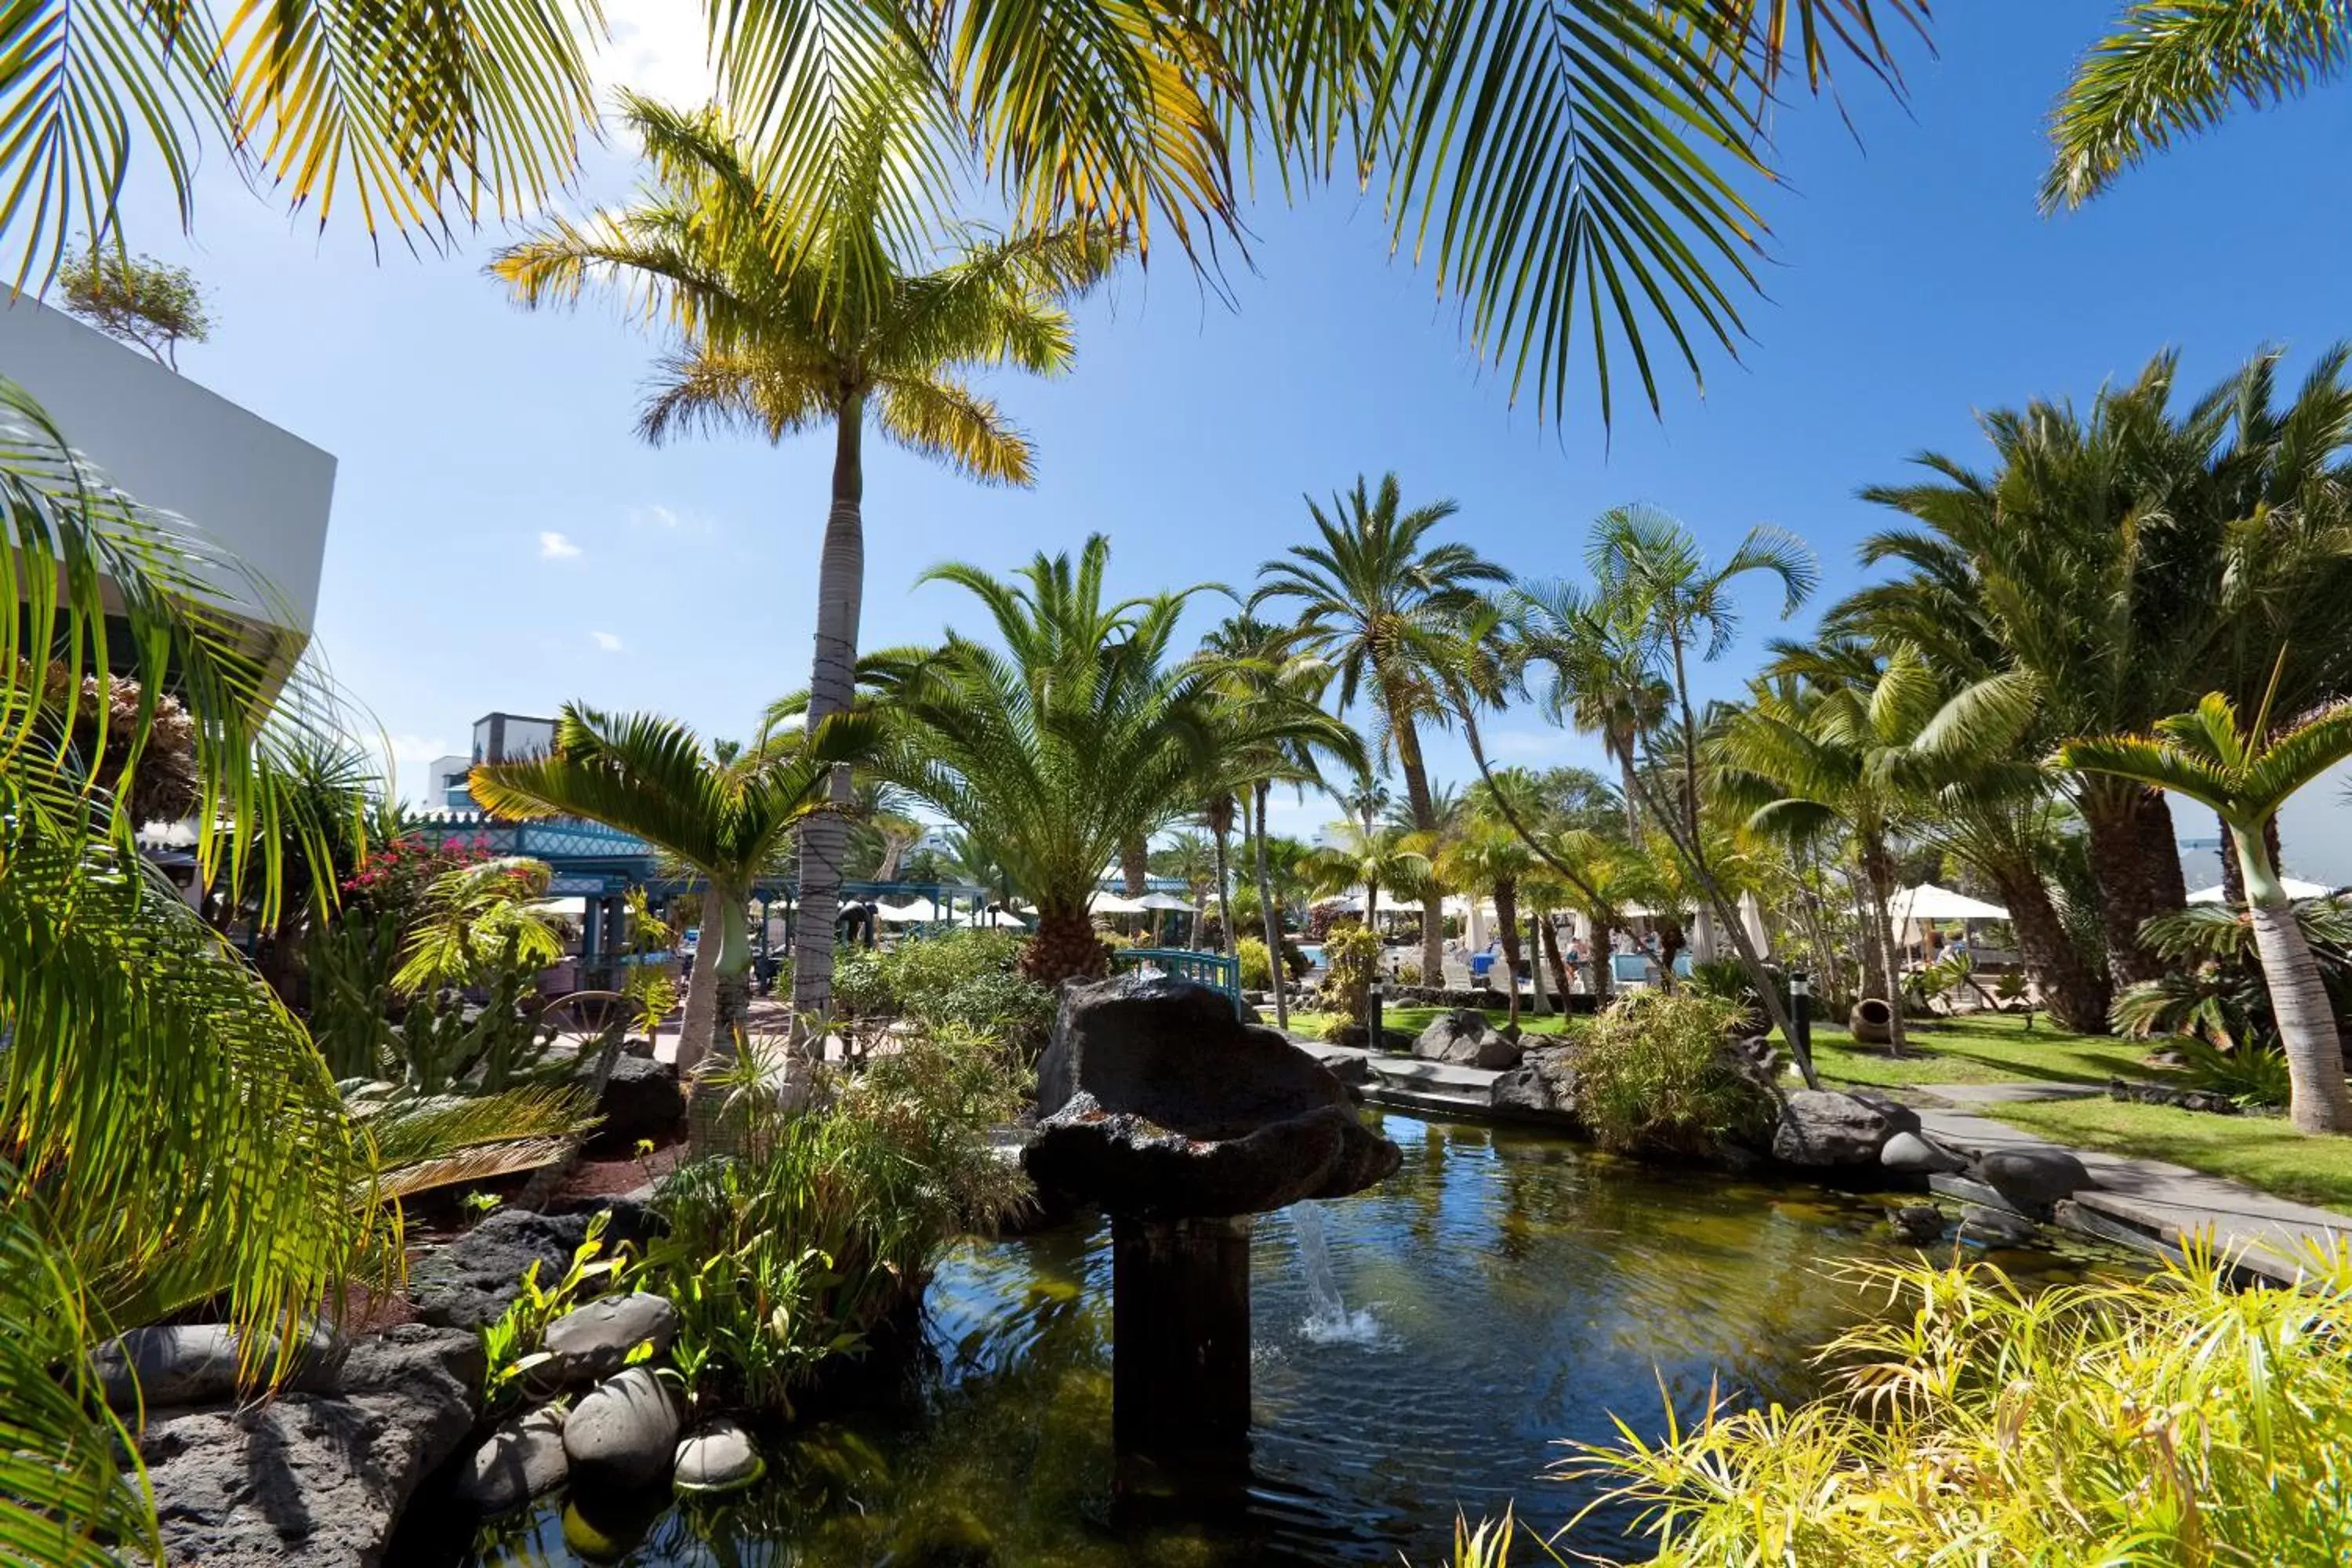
left=1789, top=971, right=1813, bottom=1065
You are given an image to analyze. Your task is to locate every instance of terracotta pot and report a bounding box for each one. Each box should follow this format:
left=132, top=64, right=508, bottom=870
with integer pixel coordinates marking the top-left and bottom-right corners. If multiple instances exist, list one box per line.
left=1849, top=996, right=1893, bottom=1045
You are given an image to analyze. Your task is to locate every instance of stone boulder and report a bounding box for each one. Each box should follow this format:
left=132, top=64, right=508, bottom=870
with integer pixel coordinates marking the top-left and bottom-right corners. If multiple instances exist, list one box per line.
left=135, top=1325, right=481, bottom=1567
left=583, top=1054, right=686, bottom=1147
left=1318, top=1052, right=1374, bottom=1089
left=1888, top=1203, right=1947, bottom=1243
left=93, top=1322, right=344, bottom=1412
left=1879, top=1129, right=1969, bottom=1176
left=542, top=1291, right=680, bottom=1385
left=1412, top=1009, right=1523, bottom=1070
left=410, top=1209, right=597, bottom=1330
left=1771, top=1089, right=1907, bottom=1168
left=673, top=1417, right=764, bottom=1494
left=1025, top=973, right=1402, bottom=1220
left=1490, top=1044, right=1581, bottom=1122
left=1975, top=1146, right=2094, bottom=1215
left=457, top=1406, right=569, bottom=1513
left=564, top=1367, right=682, bottom=1488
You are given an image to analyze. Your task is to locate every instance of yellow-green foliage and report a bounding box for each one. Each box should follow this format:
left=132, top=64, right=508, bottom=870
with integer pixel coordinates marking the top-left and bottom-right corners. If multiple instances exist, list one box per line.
left=1574, top=989, right=1769, bottom=1156
left=1558, top=1247, right=2352, bottom=1566
left=1322, top=924, right=1383, bottom=1025
left=1236, top=935, right=1273, bottom=991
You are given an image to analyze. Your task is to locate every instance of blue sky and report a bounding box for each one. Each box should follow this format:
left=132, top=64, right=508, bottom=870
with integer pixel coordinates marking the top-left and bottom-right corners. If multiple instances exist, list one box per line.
left=92, top=3, right=2352, bottom=880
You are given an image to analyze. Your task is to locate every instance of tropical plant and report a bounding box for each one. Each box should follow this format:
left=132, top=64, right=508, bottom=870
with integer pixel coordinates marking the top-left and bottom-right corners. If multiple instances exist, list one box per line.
left=1559, top=1246, right=2352, bottom=1565
left=2176, top=1038, right=2294, bottom=1111
left=1236, top=935, right=1276, bottom=992
left=0, top=378, right=383, bottom=1552
left=1846, top=345, right=2352, bottom=982
left=1573, top=989, right=1773, bottom=1157
left=390, top=855, right=566, bottom=996
left=2116, top=898, right=2352, bottom=1059
left=2056, top=677, right=2352, bottom=1131
left=2045, top=2, right=2351, bottom=211
left=643, top=1025, right=1029, bottom=1414
left=476, top=1210, right=631, bottom=1416
left=1505, top=578, right=1666, bottom=838
left=829, top=928, right=1055, bottom=1058
left=493, top=82, right=1118, bottom=1040
left=466, top=706, right=876, bottom=1124
left=1436, top=804, right=1540, bottom=1025
left=1254, top=474, right=1508, bottom=985
left=841, top=535, right=1348, bottom=986
left=8, top=0, right=1922, bottom=429
left=1320, top=924, right=1387, bottom=1031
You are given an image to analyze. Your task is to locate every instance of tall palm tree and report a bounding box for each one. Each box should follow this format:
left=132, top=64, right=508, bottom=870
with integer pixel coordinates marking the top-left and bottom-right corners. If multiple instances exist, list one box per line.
left=2045, top=2, right=2349, bottom=212
left=1436, top=811, right=1540, bottom=1024
left=491, top=78, right=1120, bottom=1041
left=1307, top=821, right=1431, bottom=1019
left=1255, top=473, right=1508, bottom=985
left=11, top=0, right=1922, bottom=436
left=1154, top=829, right=1218, bottom=946
left=1195, top=613, right=1364, bottom=1027
left=851, top=535, right=1345, bottom=985
left=2056, top=676, right=2352, bottom=1134
left=468, top=706, right=875, bottom=1110
left=1506, top=578, right=1668, bottom=838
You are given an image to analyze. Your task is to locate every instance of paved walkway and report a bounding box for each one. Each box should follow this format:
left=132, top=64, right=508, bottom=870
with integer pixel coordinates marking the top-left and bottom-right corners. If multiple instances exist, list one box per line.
left=1908, top=1084, right=2352, bottom=1284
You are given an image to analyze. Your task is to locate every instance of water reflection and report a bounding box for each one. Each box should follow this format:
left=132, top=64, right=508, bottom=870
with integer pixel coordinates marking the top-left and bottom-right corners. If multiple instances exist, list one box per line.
left=455, top=1113, right=2102, bottom=1566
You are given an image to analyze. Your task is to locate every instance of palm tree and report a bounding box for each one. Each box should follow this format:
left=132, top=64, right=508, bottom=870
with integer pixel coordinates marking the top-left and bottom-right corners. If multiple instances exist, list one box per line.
left=1506, top=578, right=1668, bottom=838
left=2056, top=675, right=2352, bottom=1134
left=1436, top=811, right=1540, bottom=1025
left=491, top=79, right=1120, bottom=1040
left=14, top=0, right=1922, bottom=437
left=2045, top=3, right=2348, bottom=211
left=851, top=535, right=1345, bottom=985
left=1255, top=474, right=1508, bottom=985
left=1845, top=346, right=2352, bottom=985
left=1154, top=830, right=1218, bottom=946
left=1307, top=821, right=1431, bottom=1021
left=0, top=379, right=384, bottom=1554
left=1195, top=613, right=1365, bottom=1028
left=467, top=706, right=874, bottom=1109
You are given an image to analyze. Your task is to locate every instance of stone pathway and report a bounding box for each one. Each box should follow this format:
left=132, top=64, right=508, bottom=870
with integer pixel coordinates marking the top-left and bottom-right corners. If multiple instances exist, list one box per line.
left=1911, top=1085, right=2352, bottom=1285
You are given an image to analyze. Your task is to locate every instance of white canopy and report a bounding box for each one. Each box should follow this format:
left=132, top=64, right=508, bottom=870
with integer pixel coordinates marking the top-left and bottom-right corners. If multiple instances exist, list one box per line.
left=2188, top=877, right=2335, bottom=904
left=1136, top=891, right=1195, bottom=912
left=956, top=906, right=1030, bottom=929
left=875, top=898, right=940, bottom=924
left=1890, top=884, right=2009, bottom=923
left=1091, top=891, right=1150, bottom=915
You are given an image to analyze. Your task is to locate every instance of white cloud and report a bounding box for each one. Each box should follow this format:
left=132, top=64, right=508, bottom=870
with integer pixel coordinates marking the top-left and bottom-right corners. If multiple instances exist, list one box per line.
left=601, top=0, right=718, bottom=103
left=539, top=530, right=583, bottom=561
left=627, top=503, right=709, bottom=533
left=592, top=630, right=625, bottom=652
left=387, top=732, right=451, bottom=764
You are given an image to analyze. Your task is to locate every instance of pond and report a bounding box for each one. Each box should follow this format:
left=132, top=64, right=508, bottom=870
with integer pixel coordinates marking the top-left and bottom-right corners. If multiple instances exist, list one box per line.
left=440, top=1112, right=2104, bottom=1566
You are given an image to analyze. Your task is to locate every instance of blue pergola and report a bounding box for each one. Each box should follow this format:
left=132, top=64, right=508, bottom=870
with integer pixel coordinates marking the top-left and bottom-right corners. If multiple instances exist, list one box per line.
left=402, top=809, right=993, bottom=985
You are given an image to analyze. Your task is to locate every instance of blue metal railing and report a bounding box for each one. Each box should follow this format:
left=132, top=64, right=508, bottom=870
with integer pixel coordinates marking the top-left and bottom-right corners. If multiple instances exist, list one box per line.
left=1112, top=948, right=1241, bottom=1000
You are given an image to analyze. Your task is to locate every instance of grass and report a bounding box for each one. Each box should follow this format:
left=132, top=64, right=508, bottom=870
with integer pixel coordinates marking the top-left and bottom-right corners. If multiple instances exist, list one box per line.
left=1989, top=1096, right=2352, bottom=1213
left=1279, top=1004, right=1580, bottom=1043
left=1800, top=1011, right=2151, bottom=1090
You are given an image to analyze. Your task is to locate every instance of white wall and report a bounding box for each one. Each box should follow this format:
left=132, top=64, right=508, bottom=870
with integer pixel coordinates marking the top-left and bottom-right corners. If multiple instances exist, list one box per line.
left=0, top=294, right=335, bottom=639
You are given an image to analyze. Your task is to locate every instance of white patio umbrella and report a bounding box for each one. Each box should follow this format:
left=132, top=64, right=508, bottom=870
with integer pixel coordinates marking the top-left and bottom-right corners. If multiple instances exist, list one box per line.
left=1136, top=892, right=1194, bottom=912
left=956, top=906, right=1030, bottom=929
left=1889, top=884, right=2009, bottom=923
left=874, top=899, right=937, bottom=924
left=1091, top=891, right=1149, bottom=915
left=2187, top=877, right=2334, bottom=904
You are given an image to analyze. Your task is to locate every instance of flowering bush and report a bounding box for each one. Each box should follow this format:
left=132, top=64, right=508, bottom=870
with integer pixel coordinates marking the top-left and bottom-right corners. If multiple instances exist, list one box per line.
left=338, top=833, right=492, bottom=923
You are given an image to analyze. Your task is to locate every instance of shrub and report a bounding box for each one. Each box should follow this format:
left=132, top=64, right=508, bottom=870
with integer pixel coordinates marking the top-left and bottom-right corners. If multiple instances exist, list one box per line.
left=1397, top=962, right=1423, bottom=987
left=1322, top=925, right=1384, bottom=1026
left=1556, top=1247, right=2352, bottom=1565
left=833, top=929, right=1055, bottom=1056
left=1236, top=936, right=1273, bottom=990
left=643, top=1027, right=1031, bottom=1414
left=1573, top=990, right=1771, bottom=1157
left=2177, top=1038, right=2292, bottom=1109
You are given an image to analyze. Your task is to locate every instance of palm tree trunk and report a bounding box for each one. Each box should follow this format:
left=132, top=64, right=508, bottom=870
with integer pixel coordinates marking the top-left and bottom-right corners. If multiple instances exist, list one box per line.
left=1120, top=836, right=1149, bottom=898
left=675, top=935, right=717, bottom=1080
left=1614, top=741, right=1642, bottom=840
left=1590, top=916, right=1615, bottom=1002
left=2082, top=782, right=2187, bottom=988
left=1849, top=860, right=1888, bottom=1006
left=688, top=879, right=755, bottom=1156
left=1987, top=863, right=2110, bottom=1031
left=1526, top=913, right=1552, bottom=1017
left=787, top=400, right=866, bottom=1058
left=1494, top=878, right=1523, bottom=1028
left=1209, top=795, right=1237, bottom=960
left=1540, top=915, right=1572, bottom=1001
left=2235, top=826, right=2350, bottom=1133
left=1391, top=711, right=1448, bottom=986
left=1253, top=781, right=1289, bottom=1029
left=1860, top=832, right=1908, bottom=1057
left=1022, top=905, right=1109, bottom=988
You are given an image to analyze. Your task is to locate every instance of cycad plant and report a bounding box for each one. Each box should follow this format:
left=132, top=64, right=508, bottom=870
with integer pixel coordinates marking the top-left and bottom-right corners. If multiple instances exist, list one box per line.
left=468, top=706, right=877, bottom=1104
left=493, top=74, right=1119, bottom=1038
left=2056, top=671, right=2352, bottom=1133
left=852, top=535, right=1347, bottom=985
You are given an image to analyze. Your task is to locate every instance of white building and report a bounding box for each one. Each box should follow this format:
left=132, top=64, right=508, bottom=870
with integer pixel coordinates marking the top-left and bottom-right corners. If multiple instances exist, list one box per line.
left=0, top=293, right=336, bottom=686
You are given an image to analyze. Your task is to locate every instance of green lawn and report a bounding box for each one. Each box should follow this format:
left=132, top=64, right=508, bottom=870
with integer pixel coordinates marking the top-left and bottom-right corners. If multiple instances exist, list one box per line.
left=1280, top=1004, right=1579, bottom=1042
left=1989, top=1097, right=2352, bottom=1214
left=1802, top=1013, right=2153, bottom=1090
